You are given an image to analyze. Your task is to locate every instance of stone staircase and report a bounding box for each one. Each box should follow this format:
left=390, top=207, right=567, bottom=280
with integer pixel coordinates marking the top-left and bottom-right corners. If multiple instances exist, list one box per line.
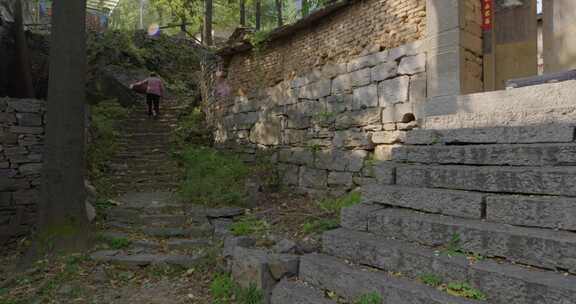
left=91, top=191, right=244, bottom=269
left=107, top=99, right=184, bottom=194
left=273, top=86, right=576, bottom=303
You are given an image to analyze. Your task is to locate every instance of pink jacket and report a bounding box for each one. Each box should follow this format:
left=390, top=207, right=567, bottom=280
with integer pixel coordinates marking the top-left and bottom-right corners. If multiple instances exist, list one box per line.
left=144, top=77, right=164, bottom=97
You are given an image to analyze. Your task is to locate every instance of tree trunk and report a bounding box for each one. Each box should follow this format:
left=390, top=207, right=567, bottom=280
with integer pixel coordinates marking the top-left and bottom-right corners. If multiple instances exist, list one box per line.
left=13, top=0, right=35, bottom=98
left=39, top=0, right=90, bottom=253
left=255, top=0, right=261, bottom=30
left=275, top=0, right=283, bottom=27
left=204, top=0, right=213, bottom=45
left=240, top=0, right=246, bottom=26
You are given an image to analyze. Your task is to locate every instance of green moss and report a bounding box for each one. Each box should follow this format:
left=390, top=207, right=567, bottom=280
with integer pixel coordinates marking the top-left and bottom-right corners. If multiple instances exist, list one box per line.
left=317, top=192, right=362, bottom=214
left=444, top=282, right=487, bottom=301
left=418, top=273, right=443, bottom=287
left=302, top=218, right=339, bottom=235
left=355, top=292, right=383, bottom=304
left=178, top=147, right=250, bottom=207
left=230, top=215, right=269, bottom=237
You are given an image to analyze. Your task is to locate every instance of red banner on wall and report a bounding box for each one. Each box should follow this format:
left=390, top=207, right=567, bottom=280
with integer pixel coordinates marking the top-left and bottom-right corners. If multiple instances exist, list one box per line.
left=482, top=0, right=493, bottom=30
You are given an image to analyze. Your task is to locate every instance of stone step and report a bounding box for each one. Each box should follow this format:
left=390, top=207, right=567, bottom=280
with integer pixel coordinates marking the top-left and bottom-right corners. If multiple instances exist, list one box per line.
left=405, top=124, right=575, bottom=145
left=141, top=226, right=212, bottom=238
left=424, top=80, right=576, bottom=117
left=111, top=183, right=179, bottom=193
left=166, top=238, right=212, bottom=250
left=323, top=228, right=576, bottom=304
left=299, top=254, right=482, bottom=304
left=90, top=250, right=203, bottom=268
left=363, top=184, right=576, bottom=230
left=342, top=205, right=576, bottom=272
left=424, top=106, right=576, bottom=130
left=396, top=164, right=576, bottom=197
left=361, top=184, right=483, bottom=219
left=392, top=143, right=576, bottom=166
left=271, top=279, right=336, bottom=304
left=140, top=214, right=188, bottom=227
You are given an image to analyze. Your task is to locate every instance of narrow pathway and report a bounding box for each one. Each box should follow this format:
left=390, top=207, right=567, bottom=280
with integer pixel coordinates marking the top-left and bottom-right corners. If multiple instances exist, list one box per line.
left=107, top=99, right=183, bottom=194
left=86, top=99, right=242, bottom=303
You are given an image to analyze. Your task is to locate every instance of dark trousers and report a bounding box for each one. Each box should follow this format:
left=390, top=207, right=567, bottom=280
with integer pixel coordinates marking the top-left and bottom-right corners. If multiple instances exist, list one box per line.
left=146, top=94, right=160, bottom=116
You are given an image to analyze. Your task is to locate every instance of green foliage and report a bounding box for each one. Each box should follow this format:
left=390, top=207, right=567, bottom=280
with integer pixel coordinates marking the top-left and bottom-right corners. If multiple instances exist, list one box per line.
left=171, top=107, right=211, bottom=149
left=211, top=274, right=263, bottom=304
left=87, top=101, right=129, bottom=194
left=236, top=283, right=263, bottom=304
left=443, top=233, right=464, bottom=256
left=302, top=218, right=339, bottom=235
left=317, top=191, right=362, bottom=214
left=418, top=273, right=443, bottom=287
left=355, top=292, right=383, bottom=304
left=108, top=237, right=132, bottom=250
left=211, top=273, right=236, bottom=301
left=178, top=147, right=250, bottom=207
left=444, top=282, right=487, bottom=301
left=230, top=215, right=269, bottom=237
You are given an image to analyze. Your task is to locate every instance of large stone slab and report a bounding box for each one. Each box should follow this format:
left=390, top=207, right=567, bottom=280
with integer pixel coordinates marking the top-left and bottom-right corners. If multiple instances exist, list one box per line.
left=378, top=76, right=409, bottom=106
left=271, top=279, right=336, bottom=304
left=486, top=195, right=576, bottom=230
left=405, top=125, right=575, bottom=145
left=232, top=247, right=299, bottom=301
left=353, top=207, right=576, bottom=272
left=299, top=80, right=332, bottom=99
left=323, top=228, right=576, bottom=304
left=352, top=84, right=378, bottom=110
left=392, top=143, right=576, bottom=166
left=424, top=80, right=576, bottom=117
left=335, top=108, right=381, bottom=129
left=300, top=254, right=482, bottom=304
left=424, top=106, right=576, bottom=130
left=362, top=185, right=483, bottom=219
left=315, top=149, right=367, bottom=172
left=396, top=164, right=576, bottom=197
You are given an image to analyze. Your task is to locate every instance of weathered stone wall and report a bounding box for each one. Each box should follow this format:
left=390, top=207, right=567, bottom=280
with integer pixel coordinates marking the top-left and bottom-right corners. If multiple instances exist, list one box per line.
left=225, top=0, right=426, bottom=96
left=0, top=98, right=44, bottom=245
left=209, top=40, right=427, bottom=195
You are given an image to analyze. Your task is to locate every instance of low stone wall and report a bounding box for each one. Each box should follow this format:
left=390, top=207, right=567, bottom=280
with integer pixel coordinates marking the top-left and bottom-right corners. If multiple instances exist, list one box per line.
left=208, top=41, right=427, bottom=195
left=0, top=98, right=44, bottom=244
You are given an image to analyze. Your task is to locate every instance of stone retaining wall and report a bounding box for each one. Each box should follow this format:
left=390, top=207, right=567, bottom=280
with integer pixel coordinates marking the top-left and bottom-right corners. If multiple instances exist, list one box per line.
left=208, top=40, right=427, bottom=195
left=0, top=98, right=44, bottom=245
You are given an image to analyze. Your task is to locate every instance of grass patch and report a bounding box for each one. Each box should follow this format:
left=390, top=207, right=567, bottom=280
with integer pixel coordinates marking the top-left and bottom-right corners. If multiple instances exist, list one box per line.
left=318, top=191, right=362, bottom=214
left=418, top=273, right=443, bottom=287
left=178, top=147, right=250, bottom=207
left=107, top=237, right=131, bottom=250
left=87, top=100, right=129, bottom=195
left=444, top=282, right=487, bottom=301
left=302, top=218, right=339, bottom=235
left=300, top=192, right=361, bottom=236
left=210, top=273, right=263, bottom=304
left=230, top=215, right=269, bottom=237
left=171, top=107, right=212, bottom=149
left=356, top=292, right=383, bottom=304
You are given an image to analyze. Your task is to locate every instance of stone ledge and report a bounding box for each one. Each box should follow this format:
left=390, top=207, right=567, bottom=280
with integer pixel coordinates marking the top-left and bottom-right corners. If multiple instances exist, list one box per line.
left=323, top=228, right=576, bottom=304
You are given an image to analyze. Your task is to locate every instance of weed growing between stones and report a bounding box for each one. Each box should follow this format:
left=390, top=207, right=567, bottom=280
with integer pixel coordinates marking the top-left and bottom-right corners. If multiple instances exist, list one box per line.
left=178, top=147, right=250, bottom=207
left=417, top=272, right=488, bottom=301
left=444, top=282, right=487, bottom=301
left=106, top=237, right=132, bottom=250
left=418, top=273, right=443, bottom=287
left=230, top=215, right=270, bottom=237
left=355, top=292, right=383, bottom=304
left=210, top=273, right=263, bottom=304
left=301, top=191, right=361, bottom=235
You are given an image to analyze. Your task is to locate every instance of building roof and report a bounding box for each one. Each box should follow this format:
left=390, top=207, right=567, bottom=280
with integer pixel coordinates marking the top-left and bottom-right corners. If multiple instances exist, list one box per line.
left=86, top=0, right=121, bottom=15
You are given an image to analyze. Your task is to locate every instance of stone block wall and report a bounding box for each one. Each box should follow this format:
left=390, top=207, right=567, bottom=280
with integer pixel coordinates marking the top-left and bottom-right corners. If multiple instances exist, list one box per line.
left=224, top=0, right=426, bottom=96
left=0, top=98, right=44, bottom=244
left=209, top=41, right=427, bottom=195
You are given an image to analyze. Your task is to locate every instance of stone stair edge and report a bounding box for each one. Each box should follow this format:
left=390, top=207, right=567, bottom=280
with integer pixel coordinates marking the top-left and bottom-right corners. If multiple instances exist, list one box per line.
left=299, top=253, right=484, bottom=304
left=341, top=204, right=576, bottom=272
left=322, top=228, right=576, bottom=304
